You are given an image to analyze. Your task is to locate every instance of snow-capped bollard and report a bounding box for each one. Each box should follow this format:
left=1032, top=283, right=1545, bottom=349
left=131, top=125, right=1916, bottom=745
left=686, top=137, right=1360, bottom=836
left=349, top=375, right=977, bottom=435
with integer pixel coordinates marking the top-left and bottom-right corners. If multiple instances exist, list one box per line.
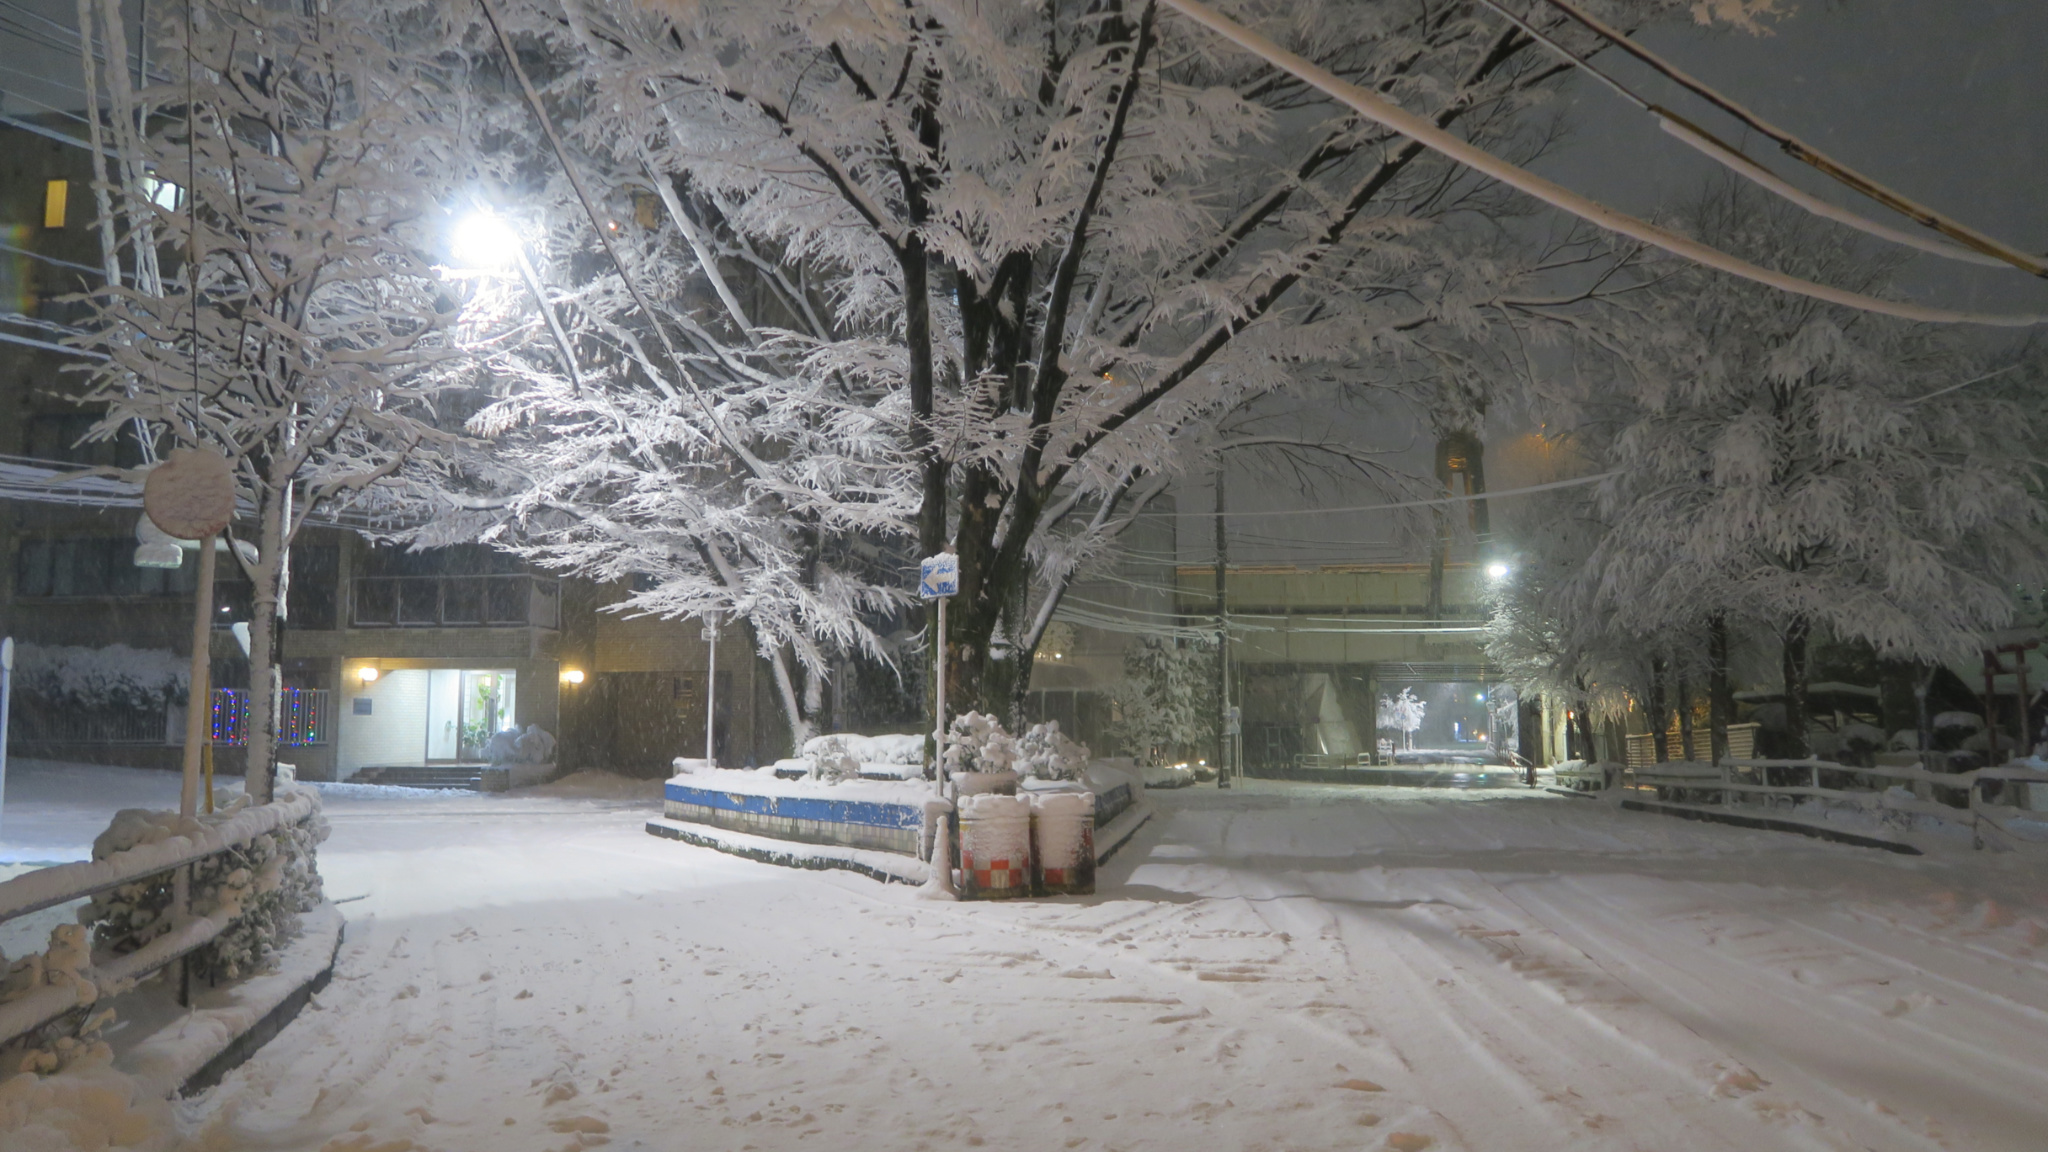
left=917, top=800, right=958, bottom=901
left=957, top=794, right=1032, bottom=900
left=1030, top=791, right=1095, bottom=896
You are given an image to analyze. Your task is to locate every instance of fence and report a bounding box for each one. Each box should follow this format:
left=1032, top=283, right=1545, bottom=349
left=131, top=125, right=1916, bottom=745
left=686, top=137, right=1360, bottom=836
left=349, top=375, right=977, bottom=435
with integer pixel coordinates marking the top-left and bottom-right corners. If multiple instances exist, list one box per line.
left=350, top=574, right=560, bottom=629
left=0, top=792, right=320, bottom=1050
left=1624, top=722, right=1758, bottom=768
left=1620, top=756, right=2048, bottom=849
left=210, top=688, right=331, bottom=746
left=11, top=701, right=169, bottom=745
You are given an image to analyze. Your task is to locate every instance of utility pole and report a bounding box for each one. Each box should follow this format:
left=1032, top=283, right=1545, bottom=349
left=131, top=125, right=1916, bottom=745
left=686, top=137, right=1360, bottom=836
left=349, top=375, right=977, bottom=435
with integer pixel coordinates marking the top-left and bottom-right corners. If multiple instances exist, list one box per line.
left=1214, top=468, right=1231, bottom=788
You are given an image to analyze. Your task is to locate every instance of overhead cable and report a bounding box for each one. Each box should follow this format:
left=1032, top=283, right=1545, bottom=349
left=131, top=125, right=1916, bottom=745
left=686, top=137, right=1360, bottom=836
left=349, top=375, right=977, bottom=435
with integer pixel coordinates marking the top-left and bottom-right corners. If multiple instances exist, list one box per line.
left=1473, top=0, right=2008, bottom=270
left=1525, top=0, right=2048, bottom=278
left=1155, top=0, right=2048, bottom=327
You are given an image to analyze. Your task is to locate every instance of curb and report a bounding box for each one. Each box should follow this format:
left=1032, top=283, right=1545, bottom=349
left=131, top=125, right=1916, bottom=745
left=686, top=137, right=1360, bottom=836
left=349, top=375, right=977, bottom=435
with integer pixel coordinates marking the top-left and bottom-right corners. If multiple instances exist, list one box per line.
left=1619, top=799, right=1922, bottom=855
left=646, top=819, right=928, bottom=884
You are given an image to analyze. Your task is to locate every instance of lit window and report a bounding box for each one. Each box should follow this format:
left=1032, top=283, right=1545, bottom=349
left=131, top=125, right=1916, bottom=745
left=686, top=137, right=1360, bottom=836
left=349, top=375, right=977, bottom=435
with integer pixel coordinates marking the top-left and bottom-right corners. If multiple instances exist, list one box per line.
left=43, top=180, right=68, bottom=229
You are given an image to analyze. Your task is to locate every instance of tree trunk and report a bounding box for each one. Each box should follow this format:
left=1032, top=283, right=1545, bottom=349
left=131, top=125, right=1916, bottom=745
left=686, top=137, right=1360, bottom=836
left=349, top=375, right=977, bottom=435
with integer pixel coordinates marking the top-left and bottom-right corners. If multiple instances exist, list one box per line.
left=1676, top=671, right=1697, bottom=762
left=1572, top=674, right=1596, bottom=763
left=1648, top=656, right=1669, bottom=763
left=766, top=646, right=812, bottom=756
left=1781, top=616, right=1812, bottom=758
left=1707, top=612, right=1731, bottom=764
left=243, top=485, right=287, bottom=804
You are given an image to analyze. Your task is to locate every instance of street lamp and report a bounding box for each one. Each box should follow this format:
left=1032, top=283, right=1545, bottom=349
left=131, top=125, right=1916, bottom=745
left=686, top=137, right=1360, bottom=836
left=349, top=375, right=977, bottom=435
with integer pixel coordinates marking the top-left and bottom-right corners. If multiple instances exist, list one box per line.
left=451, top=209, right=583, bottom=392
left=452, top=212, right=522, bottom=270
left=1486, top=562, right=1510, bottom=580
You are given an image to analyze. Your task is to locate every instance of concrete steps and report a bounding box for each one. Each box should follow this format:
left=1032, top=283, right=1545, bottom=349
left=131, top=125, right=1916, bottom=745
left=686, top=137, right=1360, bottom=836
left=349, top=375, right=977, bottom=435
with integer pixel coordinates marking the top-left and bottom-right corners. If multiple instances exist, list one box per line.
left=349, top=764, right=485, bottom=790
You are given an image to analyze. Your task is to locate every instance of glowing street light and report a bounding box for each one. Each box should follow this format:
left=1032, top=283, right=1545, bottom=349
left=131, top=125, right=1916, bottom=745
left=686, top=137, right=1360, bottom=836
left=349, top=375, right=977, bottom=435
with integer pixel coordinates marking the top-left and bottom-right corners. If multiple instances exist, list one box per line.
left=1486, top=562, right=1510, bottom=580
left=451, top=212, right=522, bottom=270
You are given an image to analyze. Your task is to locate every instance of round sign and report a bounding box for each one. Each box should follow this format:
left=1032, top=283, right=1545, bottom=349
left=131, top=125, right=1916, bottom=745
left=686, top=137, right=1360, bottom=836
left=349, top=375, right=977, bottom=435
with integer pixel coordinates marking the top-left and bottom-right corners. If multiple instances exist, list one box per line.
left=143, top=447, right=236, bottom=540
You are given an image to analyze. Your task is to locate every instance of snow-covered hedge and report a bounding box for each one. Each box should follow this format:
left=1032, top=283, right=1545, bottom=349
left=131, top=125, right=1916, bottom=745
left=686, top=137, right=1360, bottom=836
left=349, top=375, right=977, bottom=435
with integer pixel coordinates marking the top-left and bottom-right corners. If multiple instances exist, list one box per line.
left=11, top=643, right=188, bottom=709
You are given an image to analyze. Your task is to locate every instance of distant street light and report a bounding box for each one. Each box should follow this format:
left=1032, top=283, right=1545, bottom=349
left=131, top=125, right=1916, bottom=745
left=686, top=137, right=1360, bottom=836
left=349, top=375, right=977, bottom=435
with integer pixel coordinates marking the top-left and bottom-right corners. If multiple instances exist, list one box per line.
left=1486, top=562, right=1510, bottom=580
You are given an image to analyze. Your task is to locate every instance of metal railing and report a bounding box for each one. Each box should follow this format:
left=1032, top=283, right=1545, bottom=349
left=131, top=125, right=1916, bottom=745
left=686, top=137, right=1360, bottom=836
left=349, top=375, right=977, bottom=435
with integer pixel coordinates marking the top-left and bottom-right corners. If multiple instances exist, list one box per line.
left=0, top=792, right=321, bottom=1048
left=11, top=701, right=169, bottom=744
left=209, top=688, right=331, bottom=746
left=349, top=574, right=560, bottom=629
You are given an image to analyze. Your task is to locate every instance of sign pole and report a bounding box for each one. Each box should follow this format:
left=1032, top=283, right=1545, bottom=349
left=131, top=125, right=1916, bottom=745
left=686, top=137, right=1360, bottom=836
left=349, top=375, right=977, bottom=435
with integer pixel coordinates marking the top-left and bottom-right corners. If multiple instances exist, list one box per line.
left=934, top=594, right=947, bottom=790
left=917, top=550, right=961, bottom=796
left=180, top=536, right=218, bottom=819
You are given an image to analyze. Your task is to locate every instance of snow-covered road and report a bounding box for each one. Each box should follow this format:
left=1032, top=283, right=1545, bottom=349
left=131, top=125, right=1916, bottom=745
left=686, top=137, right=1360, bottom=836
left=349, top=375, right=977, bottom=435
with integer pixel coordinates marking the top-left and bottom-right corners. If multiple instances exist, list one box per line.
left=173, top=777, right=2048, bottom=1152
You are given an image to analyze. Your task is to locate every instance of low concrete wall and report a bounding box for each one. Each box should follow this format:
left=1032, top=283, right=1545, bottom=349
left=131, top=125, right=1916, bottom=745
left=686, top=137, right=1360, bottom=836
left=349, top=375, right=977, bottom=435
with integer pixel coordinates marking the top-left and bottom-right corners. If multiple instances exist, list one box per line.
left=479, top=761, right=559, bottom=792
left=663, top=780, right=924, bottom=855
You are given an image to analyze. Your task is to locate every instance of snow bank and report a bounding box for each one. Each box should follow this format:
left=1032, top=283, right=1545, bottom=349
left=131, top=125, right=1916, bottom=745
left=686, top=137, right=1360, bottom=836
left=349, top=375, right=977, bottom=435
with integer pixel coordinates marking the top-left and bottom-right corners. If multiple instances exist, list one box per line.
left=118, top=903, right=343, bottom=1097
left=0, top=1047, right=172, bottom=1152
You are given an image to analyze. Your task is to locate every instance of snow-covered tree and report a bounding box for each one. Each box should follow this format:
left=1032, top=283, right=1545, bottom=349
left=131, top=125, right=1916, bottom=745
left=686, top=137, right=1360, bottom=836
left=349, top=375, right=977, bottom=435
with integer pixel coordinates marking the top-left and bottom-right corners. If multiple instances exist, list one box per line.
left=75, top=0, right=466, bottom=800
left=1528, top=187, right=2048, bottom=757
left=1376, top=687, right=1427, bottom=751
left=432, top=0, right=1732, bottom=748
left=1109, top=636, right=1216, bottom=764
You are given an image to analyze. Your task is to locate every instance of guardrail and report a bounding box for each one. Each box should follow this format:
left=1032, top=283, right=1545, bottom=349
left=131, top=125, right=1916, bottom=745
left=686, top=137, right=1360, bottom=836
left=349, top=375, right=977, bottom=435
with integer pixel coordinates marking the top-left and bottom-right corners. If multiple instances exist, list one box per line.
left=0, top=791, right=320, bottom=1049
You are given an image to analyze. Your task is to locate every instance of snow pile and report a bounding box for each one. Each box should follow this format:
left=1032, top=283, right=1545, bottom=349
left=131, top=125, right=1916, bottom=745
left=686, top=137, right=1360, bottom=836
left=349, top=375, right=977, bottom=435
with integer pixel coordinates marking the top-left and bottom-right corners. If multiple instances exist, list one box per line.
left=11, top=645, right=187, bottom=710
left=0, top=1046, right=170, bottom=1152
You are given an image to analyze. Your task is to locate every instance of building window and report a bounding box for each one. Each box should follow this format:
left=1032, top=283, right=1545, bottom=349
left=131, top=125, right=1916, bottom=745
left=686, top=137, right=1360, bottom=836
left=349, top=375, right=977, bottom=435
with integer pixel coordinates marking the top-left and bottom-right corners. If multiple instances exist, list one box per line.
left=14, top=535, right=201, bottom=598
left=43, top=179, right=69, bottom=229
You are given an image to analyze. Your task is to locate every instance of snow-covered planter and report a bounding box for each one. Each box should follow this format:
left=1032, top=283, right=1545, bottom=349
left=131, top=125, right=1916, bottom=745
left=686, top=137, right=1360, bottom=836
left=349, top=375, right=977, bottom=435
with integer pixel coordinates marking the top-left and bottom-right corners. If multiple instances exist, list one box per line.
left=80, top=792, right=329, bottom=985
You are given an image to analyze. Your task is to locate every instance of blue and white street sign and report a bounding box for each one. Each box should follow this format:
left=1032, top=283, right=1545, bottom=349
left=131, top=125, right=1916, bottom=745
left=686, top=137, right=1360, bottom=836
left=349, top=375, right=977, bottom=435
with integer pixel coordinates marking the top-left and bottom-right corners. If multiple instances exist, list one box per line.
left=918, top=552, right=959, bottom=599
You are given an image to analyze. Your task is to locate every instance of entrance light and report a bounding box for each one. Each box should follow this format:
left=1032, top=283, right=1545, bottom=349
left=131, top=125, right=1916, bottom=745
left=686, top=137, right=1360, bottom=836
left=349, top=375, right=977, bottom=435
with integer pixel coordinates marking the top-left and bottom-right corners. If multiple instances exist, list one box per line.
left=561, top=669, right=585, bottom=685
left=357, top=666, right=380, bottom=684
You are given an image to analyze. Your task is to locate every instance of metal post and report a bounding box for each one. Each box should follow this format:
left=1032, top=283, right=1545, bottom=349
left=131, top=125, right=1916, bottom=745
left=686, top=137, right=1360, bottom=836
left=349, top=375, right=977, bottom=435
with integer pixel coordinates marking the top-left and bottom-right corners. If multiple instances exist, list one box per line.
left=704, top=614, right=719, bottom=766
left=935, top=595, right=948, bottom=794
left=1214, top=468, right=1230, bottom=789
left=181, top=536, right=218, bottom=820
left=0, top=636, right=13, bottom=836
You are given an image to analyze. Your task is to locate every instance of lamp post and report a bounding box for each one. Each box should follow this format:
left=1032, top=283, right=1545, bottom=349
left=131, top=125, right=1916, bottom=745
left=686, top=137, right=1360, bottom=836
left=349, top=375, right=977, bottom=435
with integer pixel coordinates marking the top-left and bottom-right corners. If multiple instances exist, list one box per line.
left=702, top=612, right=720, bottom=767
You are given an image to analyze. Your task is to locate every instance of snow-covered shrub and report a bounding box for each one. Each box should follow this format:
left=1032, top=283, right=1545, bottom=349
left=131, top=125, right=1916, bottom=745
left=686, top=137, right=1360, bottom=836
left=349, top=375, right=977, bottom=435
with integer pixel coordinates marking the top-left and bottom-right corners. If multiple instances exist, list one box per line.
left=80, top=792, right=329, bottom=984
left=1016, top=721, right=1089, bottom=781
left=944, top=713, right=1018, bottom=776
left=484, top=724, right=558, bottom=765
left=807, top=737, right=863, bottom=785
left=800, top=733, right=923, bottom=766
left=12, top=643, right=187, bottom=709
